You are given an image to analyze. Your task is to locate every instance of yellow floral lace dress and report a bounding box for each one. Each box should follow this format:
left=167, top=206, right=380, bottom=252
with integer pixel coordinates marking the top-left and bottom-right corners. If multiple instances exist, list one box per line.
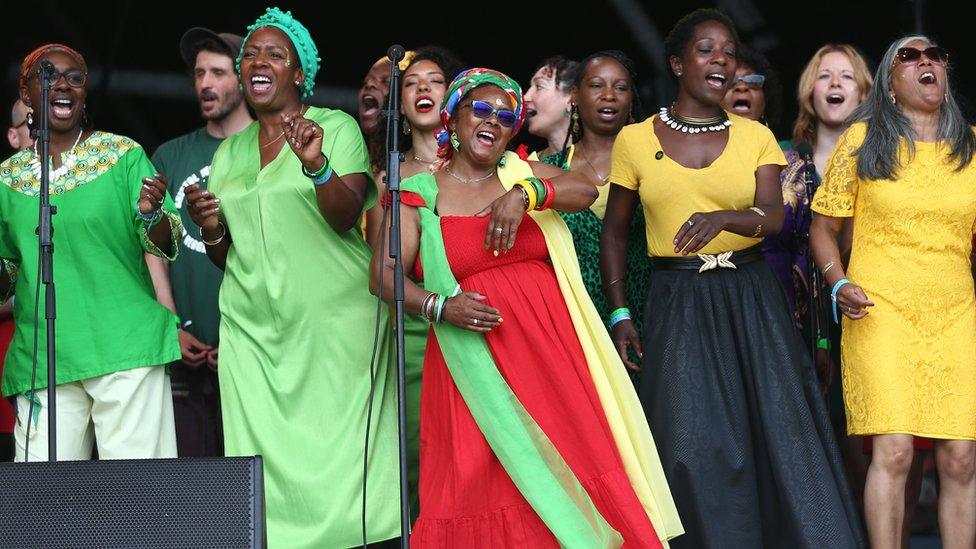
left=812, top=122, right=976, bottom=439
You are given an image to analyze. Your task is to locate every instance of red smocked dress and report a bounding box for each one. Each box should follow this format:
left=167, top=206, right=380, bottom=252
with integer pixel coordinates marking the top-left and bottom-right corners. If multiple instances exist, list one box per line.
left=407, top=191, right=660, bottom=548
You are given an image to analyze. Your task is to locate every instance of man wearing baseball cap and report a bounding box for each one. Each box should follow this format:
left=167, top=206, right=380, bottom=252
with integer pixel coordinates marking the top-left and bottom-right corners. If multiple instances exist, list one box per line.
left=146, top=27, right=252, bottom=457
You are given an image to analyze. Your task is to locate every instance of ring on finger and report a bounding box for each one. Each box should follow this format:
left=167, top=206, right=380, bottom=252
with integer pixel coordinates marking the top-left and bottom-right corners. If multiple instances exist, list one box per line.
left=494, top=227, right=504, bottom=233
left=471, top=318, right=479, bottom=326
left=686, top=219, right=695, bottom=227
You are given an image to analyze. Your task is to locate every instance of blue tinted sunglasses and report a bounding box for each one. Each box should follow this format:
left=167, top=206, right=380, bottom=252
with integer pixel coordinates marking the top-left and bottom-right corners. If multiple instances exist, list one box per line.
left=462, top=100, right=518, bottom=128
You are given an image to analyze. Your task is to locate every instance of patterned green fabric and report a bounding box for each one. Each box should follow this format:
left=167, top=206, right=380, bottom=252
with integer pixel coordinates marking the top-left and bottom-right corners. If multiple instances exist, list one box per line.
left=2, top=132, right=142, bottom=196
left=0, top=132, right=181, bottom=395
left=540, top=150, right=649, bottom=337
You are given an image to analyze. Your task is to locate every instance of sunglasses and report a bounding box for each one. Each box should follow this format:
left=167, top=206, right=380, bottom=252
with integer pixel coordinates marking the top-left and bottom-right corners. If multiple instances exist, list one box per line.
left=29, top=69, right=88, bottom=88
left=462, top=100, right=518, bottom=128
left=895, top=46, right=948, bottom=65
left=731, top=73, right=765, bottom=88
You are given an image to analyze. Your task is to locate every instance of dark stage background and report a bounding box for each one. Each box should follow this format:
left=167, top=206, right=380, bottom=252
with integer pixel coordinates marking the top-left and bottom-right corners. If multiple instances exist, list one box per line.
left=3, top=0, right=970, bottom=158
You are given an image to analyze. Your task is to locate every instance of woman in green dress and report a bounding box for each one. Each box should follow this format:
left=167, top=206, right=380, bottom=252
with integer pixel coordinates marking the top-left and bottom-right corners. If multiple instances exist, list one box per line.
left=185, top=8, right=398, bottom=547
left=547, top=50, right=650, bottom=370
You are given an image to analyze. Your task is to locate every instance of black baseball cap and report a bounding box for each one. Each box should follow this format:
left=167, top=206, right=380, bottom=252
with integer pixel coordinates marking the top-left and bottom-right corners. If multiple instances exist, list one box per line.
left=179, top=27, right=244, bottom=68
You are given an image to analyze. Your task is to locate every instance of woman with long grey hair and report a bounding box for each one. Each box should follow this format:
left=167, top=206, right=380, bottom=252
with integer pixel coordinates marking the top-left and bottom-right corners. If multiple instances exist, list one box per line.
left=810, top=35, right=976, bottom=548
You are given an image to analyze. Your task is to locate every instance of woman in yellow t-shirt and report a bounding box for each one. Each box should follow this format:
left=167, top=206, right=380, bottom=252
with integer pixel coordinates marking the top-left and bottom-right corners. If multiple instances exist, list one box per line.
left=601, top=9, right=864, bottom=548
left=811, top=35, right=976, bottom=548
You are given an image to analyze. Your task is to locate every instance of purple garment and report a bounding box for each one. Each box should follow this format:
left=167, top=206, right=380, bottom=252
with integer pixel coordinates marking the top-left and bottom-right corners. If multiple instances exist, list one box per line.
left=760, top=149, right=820, bottom=327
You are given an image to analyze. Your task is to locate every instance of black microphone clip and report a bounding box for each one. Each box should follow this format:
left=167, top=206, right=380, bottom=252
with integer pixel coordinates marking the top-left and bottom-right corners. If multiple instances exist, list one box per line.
left=38, top=59, right=57, bottom=79
left=387, top=44, right=405, bottom=64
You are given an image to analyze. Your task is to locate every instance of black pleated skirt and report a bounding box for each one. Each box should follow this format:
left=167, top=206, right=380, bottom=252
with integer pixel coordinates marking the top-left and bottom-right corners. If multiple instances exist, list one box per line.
left=640, top=255, right=866, bottom=549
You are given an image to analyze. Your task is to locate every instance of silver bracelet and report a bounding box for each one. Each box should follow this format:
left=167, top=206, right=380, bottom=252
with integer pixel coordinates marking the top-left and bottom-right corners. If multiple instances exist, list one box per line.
left=823, top=261, right=836, bottom=275
left=749, top=206, right=766, bottom=217
left=201, top=222, right=226, bottom=246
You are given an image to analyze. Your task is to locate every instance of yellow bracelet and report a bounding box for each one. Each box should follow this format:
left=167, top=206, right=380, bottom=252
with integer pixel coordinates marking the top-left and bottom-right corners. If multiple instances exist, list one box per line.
left=514, top=181, right=538, bottom=212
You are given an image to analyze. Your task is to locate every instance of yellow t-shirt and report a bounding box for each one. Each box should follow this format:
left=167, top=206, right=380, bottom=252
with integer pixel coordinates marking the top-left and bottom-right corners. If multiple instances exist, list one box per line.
left=610, top=113, right=786, bottom=257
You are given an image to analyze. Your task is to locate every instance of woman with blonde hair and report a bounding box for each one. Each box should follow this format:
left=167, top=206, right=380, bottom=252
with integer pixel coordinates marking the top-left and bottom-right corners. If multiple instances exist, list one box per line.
left=764, top=43, right=872, bottom=384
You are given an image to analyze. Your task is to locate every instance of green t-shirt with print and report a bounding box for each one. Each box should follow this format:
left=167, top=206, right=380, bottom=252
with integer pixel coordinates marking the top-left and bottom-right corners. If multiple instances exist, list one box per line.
left=152, top=127, right=225, bottom=346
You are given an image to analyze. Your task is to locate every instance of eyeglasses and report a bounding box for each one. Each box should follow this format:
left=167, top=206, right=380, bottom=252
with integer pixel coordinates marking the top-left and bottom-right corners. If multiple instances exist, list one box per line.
left=462, top=100, right=518, bottom=128
left=29, top=69, right=88, bottom=88
left=895, top=46, right=948, bottom=65
left=731, top=73, right=765, bottom=88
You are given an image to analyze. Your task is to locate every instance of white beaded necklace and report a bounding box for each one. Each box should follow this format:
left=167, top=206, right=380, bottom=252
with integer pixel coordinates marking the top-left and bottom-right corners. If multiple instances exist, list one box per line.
left=30, top=129, right=84, bottom=182
left=658, top=107, right=731, bottom=133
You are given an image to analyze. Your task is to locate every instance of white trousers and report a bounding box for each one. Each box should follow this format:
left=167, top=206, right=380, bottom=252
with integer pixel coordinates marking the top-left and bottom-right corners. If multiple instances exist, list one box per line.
left=13, top=366, right=177, bottom=461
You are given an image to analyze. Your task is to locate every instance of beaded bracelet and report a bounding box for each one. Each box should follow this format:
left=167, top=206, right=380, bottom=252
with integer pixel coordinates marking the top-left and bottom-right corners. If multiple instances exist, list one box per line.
left=609, top=307, right=632, bottom=328
left=137, top=208, right=163, bottom=230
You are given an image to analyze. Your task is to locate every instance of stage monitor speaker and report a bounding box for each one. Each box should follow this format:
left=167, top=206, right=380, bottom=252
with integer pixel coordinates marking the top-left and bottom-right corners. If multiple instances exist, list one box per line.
left=0, top=456, right=265, bottom=548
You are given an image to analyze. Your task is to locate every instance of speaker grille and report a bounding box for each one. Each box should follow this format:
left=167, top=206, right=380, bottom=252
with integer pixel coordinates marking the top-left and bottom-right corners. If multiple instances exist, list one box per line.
left=0, top=457, right=263, bottom=548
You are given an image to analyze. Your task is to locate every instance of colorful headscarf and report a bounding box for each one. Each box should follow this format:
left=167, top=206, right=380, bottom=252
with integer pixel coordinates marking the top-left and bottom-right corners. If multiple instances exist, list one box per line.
left=236, top=7, right=321, bottom=99
left=436, top=67, right=525, bottom=158
left=19, top=44, right=87, bottom=89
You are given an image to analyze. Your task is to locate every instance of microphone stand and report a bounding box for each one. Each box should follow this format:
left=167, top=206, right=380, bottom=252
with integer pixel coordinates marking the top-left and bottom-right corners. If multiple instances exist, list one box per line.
left=799, top=152, right=826, bottom=363
left=36, top=61, right=59, bottom=461
left=384, top=44, right=411, bottom=548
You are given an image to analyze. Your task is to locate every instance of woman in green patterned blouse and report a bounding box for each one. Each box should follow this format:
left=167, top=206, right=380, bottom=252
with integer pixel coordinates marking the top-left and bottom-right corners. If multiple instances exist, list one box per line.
left=0, top=44, right=182, bottom=461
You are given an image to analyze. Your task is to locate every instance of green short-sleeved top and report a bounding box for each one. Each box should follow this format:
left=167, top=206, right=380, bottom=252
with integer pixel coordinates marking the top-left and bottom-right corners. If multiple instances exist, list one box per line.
left=0, top=132, right=182, bottom=395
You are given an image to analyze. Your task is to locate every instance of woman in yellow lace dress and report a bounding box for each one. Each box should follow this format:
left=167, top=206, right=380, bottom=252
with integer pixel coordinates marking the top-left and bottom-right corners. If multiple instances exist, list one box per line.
left=810, top=35, right=976, bottom=548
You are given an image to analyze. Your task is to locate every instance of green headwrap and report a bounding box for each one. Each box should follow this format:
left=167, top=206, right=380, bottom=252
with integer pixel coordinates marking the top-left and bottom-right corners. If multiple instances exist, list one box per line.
left=237, top=7, right=321, bottom=99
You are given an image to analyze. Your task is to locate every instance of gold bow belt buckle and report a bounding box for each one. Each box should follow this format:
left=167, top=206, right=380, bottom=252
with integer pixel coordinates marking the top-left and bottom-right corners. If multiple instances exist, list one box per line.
left=696, top=250, right=737, bottom=273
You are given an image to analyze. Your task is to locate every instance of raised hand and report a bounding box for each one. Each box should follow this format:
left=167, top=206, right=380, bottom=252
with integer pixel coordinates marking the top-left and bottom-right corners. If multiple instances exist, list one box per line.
left=140, top=174, right=169, bottom=214
left=185, top=183, right=220, bottom=232
left=282, top=110, right=325, bottom=170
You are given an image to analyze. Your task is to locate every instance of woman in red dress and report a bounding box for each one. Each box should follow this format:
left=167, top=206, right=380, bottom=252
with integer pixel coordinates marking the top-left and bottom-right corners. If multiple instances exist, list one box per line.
left=372, top=68, right=681, bottom=547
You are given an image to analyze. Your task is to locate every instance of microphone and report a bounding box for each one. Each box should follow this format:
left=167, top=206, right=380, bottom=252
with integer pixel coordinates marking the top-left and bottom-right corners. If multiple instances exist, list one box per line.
left=387, top=44, right=405, bottom=64
left=795, top=142, right=814, bottom=163
left=39, top=59, right=56, bottom=79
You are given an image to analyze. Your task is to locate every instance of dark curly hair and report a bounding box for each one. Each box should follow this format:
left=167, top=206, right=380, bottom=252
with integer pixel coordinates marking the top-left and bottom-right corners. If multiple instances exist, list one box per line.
left=365, top=45, right=465, bottom=172
left=664, top=8, right=739, bottom=80
left=734, top=44, right=782, bottom=127
left=407, top=45, right=464, bottom=86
